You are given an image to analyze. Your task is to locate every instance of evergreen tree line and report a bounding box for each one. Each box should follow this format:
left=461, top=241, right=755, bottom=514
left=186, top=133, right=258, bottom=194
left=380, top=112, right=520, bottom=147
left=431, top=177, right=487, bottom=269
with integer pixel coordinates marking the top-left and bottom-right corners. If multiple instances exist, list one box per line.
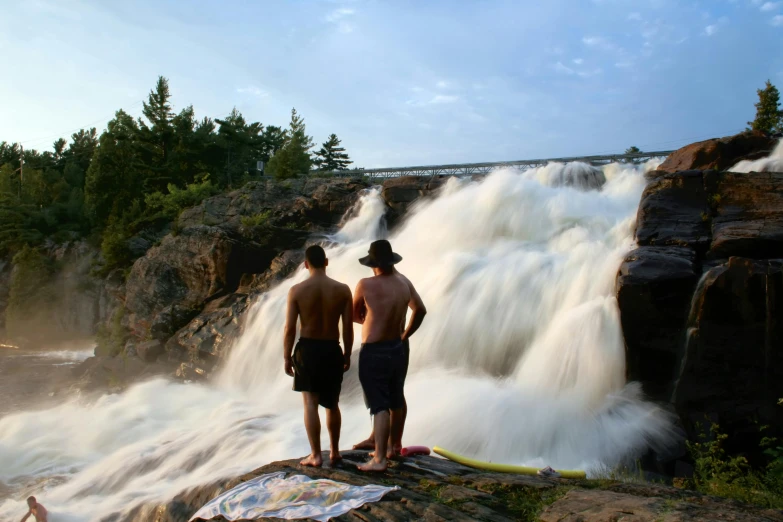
left=0, top=76, right=354, bottom=266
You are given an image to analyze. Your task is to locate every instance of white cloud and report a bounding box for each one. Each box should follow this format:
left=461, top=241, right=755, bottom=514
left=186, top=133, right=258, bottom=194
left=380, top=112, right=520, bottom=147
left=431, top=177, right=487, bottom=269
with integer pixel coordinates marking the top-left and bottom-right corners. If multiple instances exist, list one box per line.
left=325, top=7, right=354, bottom=22
left=430, top=94, right=459, bottom=104
left=578, top=68, right=603, bottom=78
left=703, top=24, right=719, bottom=36
left=236, top=86, right=268, bottom=97
left=554, top=61, right=575, bottom=75
left=582, top=36, right=620, bottom=52
left=582, top=36, right=601, bottom=46
left=761, top=1, right=780, bottom=11
left=436, top=81, right=449, bottom=89
left=628, top=12, right=642, bottom=21
left=773, top=14, right=783, bottom=24
left=572, top=58, right=584, bottom=65
left=615, top=61, right=633, bottom=68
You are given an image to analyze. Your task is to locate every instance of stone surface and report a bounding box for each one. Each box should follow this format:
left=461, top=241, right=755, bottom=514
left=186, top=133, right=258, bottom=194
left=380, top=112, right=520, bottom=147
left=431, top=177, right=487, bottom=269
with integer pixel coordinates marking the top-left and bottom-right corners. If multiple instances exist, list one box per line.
left=119, top=453, right=783, bottom=522
left=657, top=131, right=776, bottom=174
left=635, top=170, right=711, bottom=253
left=617, top=246, right=700, bottom=398
left=136, top=340, right=165, bottom=363
left=673, top=257, right=783, bottom=457
left=618, top=158, right=783, bottom=463
left=381, top=175, right=448, bottom=226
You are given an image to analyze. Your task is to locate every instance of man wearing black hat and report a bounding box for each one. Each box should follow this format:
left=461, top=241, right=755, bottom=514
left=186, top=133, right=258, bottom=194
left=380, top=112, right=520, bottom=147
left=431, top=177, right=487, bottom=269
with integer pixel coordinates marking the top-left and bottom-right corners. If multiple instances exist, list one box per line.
left=353, top=239, right=427, bottom=472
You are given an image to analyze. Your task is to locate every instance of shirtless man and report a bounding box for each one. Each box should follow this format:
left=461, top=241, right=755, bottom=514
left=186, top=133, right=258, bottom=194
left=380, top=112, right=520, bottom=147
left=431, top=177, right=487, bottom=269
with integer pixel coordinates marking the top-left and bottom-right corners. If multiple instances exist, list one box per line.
left=20, top=496, right=47, bottom=522
left=352, top=267, right=418, bottom=453
left=354, top=240, right=426, bottom=472
left=284, top=245, right=353, bottom=468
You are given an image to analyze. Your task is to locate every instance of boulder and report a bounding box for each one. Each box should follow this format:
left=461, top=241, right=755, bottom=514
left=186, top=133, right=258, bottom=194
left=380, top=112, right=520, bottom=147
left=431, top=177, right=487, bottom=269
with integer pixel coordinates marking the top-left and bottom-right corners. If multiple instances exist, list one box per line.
left=708, top=171, right=783, bottom=259
left=657, top=131, right=776, bottom=174
left=136, top=340, right=165, bottom=363
left=634, top=170, right=711, bottom=253
left=616, top=246, right=700, bottom=398
left=124, top=226, right=269, bottom=339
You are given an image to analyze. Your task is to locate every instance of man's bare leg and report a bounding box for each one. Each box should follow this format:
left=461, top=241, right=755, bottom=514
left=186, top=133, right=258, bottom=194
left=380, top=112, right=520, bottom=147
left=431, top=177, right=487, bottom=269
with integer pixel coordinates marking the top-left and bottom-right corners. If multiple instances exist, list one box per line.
left=353, top=432, right=375, bottom=450
left=300, top=393, right=323, bottom=467
left=389, top=402, right=406, bottom=459
left=358, top=411, right=389, bottom=472
left=326, top=406, right=342, bottom=465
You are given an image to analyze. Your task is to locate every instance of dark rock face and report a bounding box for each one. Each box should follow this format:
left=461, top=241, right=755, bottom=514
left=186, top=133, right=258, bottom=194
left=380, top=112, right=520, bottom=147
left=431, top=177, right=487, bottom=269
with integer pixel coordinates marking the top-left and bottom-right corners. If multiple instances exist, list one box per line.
left=657, top=131, right=776, bottom=174
left=124, top=226, right=267, bottom=340
left=618, top=161, right=783, bottom=459
left=617, top=246, right=699, bottom=398
left=381, top=175, right=448, bottom=227
left=674, top=258, right=783, bottom=457
left=136, top=340, right=165, bottom=362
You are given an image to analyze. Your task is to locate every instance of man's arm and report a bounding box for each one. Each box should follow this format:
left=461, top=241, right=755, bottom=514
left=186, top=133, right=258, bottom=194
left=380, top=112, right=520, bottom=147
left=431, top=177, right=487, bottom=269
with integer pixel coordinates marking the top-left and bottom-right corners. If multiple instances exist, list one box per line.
left=341, top=286, right=354, bottom=371
left=352, top=280, right=367, bottom=324
left=283, top=287, right=298, bottom=376
left=401, top=280, right=427, bottom=342
left=20, top=510, right=31, bottom=522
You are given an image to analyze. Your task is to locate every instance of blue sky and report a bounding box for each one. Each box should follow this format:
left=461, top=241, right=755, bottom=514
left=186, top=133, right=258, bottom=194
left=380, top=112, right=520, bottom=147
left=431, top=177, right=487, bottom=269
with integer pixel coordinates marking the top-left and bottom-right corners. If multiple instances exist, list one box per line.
left=1, top=0, right=782, bottom=168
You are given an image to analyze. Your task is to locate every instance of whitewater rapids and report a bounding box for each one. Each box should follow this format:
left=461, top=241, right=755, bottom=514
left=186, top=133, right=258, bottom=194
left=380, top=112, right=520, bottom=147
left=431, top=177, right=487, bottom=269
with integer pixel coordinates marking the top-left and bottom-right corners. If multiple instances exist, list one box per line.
left=0, top=160, right=675, bottom=521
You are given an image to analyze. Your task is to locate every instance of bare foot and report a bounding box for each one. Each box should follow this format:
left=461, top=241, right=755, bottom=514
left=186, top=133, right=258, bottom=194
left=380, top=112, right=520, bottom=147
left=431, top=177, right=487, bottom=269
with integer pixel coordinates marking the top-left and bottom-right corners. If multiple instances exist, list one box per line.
left=388, top=444, right=403, bottom=460
left=329, top=451, right=343, bottom=467
left=352, top=437, right=375, bottom=450
left=300, top=453, right=323, bottom=467
left=358, top=458, right=388, bottom=472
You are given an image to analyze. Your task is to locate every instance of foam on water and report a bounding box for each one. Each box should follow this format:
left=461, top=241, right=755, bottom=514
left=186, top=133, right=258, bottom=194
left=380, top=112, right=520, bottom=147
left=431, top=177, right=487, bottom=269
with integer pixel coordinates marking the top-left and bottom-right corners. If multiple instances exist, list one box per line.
left=0, top=160, right=675, bottom=521
left=730, top=139, right=783, bottom=173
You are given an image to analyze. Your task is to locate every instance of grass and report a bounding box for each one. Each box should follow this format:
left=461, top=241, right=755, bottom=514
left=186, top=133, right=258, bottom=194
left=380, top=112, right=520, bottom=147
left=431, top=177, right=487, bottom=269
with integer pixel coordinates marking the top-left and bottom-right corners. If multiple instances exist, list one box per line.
left=241, top=210, right=272, bottom=229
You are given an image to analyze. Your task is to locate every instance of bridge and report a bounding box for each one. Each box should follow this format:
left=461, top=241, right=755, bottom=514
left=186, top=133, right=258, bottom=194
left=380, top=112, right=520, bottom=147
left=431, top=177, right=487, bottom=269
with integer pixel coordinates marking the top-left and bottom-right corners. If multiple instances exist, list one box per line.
left=311, top=150, right=674, bottom=179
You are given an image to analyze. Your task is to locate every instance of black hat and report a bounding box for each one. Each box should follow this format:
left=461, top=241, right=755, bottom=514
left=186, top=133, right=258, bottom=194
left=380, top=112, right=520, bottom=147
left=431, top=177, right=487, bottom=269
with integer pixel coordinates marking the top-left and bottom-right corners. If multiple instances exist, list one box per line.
left=359, top=240, right=403, bottom=267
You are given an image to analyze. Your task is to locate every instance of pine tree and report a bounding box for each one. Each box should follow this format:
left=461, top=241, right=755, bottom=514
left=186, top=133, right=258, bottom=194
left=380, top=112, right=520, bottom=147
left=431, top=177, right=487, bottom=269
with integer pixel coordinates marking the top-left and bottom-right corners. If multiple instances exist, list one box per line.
left=313, top=134, right=352, bottom=171
left=748, top=80, right=783, bottom=134
left=266, top=108, right=314, bottom=179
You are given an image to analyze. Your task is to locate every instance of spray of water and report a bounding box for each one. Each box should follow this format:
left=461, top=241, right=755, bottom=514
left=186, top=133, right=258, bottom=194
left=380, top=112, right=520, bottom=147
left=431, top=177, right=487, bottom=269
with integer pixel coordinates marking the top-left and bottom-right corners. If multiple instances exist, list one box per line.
left=730, top=139, right=783, bottom=173
left=0, top=160, right=674, bottom=521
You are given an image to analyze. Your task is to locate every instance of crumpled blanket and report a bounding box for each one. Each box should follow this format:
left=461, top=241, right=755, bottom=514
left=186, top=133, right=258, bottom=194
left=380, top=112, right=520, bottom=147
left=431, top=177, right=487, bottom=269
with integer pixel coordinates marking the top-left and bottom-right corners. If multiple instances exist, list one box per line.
left=189, top=471, right=399, bottom=522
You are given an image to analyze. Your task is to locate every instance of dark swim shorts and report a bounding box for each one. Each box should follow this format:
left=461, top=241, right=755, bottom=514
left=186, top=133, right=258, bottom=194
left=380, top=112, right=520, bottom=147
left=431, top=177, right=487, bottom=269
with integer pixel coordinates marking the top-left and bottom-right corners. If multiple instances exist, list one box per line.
left=292, top=338, right=344, bottom=409
left=359, top=338, right=407, bottom=415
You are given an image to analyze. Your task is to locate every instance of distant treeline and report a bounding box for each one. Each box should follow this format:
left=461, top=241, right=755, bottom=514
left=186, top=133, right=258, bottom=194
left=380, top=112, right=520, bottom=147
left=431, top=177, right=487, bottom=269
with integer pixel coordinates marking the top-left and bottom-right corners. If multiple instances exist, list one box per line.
left=0, top=76, right=353, bottom=269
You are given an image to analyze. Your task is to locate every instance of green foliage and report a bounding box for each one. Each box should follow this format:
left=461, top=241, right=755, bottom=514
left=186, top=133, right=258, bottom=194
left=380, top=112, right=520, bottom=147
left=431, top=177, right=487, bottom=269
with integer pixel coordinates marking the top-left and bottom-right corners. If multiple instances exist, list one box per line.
left=313, top=133, right=352, bottom=171
left=6, top=246, right=56, bottom=338
left=625, top=146, right=642, bottom=155
left=240, top=210, right=272, bottom=228
left=95, top=306, right=128, bottom=357
left=748, top=80, right=783, bottom=134
left=143, top=176, right=217, bottom=221
left=680, top=421, right=783, bottom=508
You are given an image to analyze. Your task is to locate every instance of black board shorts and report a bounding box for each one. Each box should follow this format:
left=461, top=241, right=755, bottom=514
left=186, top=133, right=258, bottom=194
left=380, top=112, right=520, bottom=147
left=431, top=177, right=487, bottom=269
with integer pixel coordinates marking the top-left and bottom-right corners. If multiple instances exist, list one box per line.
left=292, top=338, right=344, bottom=409
left=359, top=338, right=407, bottom=415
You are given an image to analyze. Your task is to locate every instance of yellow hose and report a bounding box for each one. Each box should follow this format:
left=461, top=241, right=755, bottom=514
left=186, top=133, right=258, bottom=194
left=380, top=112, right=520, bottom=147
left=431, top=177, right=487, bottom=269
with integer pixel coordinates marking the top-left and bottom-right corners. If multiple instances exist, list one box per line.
left=432, top=446, right=586, bottom=480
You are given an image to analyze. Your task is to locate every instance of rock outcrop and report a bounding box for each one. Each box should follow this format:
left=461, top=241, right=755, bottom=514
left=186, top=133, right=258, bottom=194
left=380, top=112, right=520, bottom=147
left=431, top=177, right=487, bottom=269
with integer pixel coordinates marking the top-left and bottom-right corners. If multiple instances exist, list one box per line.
left=123, top=452, right=783, bottom=522
left=617, top=148, right=783, bottom=462
left=657, top=131, right=777, bottom=174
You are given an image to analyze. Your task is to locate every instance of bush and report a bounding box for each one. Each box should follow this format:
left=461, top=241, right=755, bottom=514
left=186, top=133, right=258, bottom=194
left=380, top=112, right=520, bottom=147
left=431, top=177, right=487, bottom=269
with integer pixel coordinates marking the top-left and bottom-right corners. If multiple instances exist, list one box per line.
left=142, top=176, right=217, bottom=221
left=679, top=418, right=783, bottom=508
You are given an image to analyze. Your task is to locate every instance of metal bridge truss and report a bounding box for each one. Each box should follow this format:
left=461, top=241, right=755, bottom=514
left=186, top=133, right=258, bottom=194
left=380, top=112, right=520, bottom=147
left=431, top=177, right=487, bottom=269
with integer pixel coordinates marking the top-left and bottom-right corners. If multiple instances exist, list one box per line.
left=312, top=151, right=673, bottom=179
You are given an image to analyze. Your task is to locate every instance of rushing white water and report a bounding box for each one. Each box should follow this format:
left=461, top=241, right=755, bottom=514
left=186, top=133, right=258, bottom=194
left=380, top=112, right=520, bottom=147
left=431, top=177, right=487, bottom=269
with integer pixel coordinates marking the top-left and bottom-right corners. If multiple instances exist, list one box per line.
left=730, top=139, right=783, bottom=173
left=0, top=160, right=675, bottom=521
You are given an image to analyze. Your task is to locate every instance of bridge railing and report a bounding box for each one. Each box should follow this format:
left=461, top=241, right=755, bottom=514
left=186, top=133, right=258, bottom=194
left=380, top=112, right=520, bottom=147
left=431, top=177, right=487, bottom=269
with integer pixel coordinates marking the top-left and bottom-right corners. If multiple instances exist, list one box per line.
left=308, top=150, right=674, bottom=179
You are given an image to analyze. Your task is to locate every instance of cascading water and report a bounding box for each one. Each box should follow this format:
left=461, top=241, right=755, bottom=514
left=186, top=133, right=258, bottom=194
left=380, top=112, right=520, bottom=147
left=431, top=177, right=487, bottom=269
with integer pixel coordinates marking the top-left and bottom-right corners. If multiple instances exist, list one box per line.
left=0, top=160, right=675, bottom=521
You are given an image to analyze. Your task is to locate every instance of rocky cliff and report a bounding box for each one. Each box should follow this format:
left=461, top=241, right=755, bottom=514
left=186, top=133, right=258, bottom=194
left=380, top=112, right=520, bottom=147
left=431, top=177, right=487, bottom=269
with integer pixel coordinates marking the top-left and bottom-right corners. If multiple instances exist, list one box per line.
left=616, top=133, right=783, bottom=466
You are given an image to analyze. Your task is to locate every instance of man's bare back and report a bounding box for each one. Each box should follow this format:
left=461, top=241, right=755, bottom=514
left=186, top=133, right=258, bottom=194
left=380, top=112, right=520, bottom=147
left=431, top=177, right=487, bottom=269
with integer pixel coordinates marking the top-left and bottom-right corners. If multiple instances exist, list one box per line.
left=290, top=275, right=352, bottom=341
left=354, top=273, right=411, bottom=343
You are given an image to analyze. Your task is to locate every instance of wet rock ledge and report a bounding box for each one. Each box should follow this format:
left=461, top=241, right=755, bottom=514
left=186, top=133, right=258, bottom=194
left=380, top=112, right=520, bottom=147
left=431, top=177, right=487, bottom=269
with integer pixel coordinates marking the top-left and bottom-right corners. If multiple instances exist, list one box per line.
left=126, top=451, right=783, bottom=522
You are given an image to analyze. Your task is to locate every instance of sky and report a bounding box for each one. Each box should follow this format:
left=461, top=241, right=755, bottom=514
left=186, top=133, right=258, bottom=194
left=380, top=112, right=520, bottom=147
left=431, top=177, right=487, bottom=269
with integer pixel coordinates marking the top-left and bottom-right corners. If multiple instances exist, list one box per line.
left=0, top=0, right=782, bottom=168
